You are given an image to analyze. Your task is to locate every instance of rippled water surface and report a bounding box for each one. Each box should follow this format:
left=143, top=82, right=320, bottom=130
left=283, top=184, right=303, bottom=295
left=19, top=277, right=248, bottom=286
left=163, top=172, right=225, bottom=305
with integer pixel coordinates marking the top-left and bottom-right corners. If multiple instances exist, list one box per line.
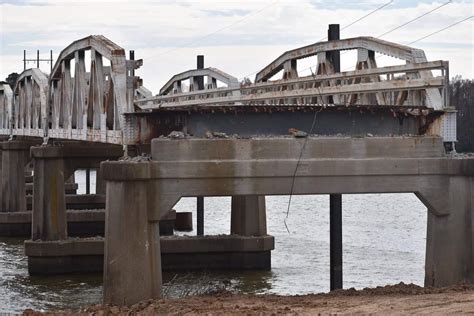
left=0, top=172, right=427, bottom=312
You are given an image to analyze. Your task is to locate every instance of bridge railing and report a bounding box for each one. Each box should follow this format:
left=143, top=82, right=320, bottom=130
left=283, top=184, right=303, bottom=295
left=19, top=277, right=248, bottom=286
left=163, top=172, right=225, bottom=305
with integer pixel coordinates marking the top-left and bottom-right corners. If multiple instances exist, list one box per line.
left=135, top=60, right=448, bottom=110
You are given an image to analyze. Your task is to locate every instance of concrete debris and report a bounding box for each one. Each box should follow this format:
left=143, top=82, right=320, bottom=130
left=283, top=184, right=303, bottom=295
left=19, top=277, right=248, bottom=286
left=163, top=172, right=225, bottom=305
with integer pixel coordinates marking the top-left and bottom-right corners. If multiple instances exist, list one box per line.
left=367, top=133, right=374, bottom=137
left=120, top=154, right=151, bottom=162
left=205, top=131, right=214, bottom=139
left=212, top=132, right=229, bottom=138
left=168, top=131, right=186, bottom=139
left=288, top=128, right=308, bottom=138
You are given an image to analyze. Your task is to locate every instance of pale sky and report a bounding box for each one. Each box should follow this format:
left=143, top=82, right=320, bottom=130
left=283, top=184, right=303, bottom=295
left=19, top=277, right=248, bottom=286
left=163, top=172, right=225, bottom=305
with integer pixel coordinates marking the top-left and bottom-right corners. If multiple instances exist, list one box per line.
left=1, top=0, right=473, bottom=94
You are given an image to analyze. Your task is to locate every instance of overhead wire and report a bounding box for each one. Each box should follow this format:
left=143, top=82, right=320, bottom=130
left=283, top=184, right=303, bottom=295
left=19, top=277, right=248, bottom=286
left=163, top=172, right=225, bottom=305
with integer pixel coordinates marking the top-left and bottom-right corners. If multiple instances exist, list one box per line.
left=142, top=0, right=280, bottom=62
left=238, top=0, right=394, bottom=81
left=302, top=0, right=452, bottom=75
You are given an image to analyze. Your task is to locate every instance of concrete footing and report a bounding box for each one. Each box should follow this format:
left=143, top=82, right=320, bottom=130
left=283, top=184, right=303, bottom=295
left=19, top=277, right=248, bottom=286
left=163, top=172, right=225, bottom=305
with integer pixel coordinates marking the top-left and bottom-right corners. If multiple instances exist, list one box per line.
left=0, top=210, right=104, bottom=237
left=24, top=235, right=274, bottom=275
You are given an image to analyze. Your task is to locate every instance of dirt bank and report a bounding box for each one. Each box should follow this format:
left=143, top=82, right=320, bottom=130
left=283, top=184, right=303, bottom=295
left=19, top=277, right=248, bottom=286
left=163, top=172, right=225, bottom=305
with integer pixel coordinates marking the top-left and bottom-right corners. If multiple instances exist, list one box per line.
left=23, top=283, right=474, bottom=315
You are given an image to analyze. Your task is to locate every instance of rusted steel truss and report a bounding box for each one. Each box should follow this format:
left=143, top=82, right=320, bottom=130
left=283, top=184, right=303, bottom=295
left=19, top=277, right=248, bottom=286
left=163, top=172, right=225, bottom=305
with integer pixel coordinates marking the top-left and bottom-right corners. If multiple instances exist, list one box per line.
left=0, top=35, right=454, bottom=145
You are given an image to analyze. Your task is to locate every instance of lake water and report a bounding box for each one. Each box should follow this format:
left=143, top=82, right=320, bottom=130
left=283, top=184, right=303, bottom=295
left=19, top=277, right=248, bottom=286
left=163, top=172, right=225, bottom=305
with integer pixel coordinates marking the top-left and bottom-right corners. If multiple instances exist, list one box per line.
left=0, top=171, right=427, bottom=313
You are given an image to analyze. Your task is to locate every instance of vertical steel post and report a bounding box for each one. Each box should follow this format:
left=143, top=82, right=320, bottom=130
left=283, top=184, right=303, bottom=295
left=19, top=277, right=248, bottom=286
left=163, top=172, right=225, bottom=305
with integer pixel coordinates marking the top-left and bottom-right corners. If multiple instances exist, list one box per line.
left=197, top=197, right=204, bottom=235
left=86, top=169, right=90, bottom=194
left=129, top=50, right=135, bottom=77
left=37, top=50, right=40, bottom=68
left=328, top=24, right=340, bottom=72
left=50, top=50, right=53, bottom=73
left=23, top=50, right=26, bottom=70
left=330, top=194, right=343, bottom=290
left=328, top=23, right=343, bottom=291
left=196, top=55, right=204, bottom=90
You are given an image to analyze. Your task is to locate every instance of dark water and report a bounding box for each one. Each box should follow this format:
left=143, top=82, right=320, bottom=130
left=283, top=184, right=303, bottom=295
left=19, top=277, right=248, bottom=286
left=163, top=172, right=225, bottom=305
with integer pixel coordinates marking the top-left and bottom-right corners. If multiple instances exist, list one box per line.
left=0, top=177, right=427, bottom=313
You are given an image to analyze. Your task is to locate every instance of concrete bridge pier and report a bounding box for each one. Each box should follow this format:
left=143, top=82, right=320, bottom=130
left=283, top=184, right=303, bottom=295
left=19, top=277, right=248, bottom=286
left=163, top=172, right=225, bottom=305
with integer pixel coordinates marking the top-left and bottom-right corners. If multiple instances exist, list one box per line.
left=0, top=140, right=37, bottom=213
left=231, top=195, right=267, bottom=236
left=30, top=146, right=68, bottom=241
left=25, top=143, right=123, bottom=274
left=104, top=174, right=162, bottom=305
left=424, top=176, right=474, bottom=287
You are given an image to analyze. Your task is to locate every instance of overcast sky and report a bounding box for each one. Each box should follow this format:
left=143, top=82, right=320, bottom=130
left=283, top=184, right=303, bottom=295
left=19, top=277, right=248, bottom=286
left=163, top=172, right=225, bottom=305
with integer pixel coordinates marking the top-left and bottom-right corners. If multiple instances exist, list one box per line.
left=1, top=0, right=473, bottom=94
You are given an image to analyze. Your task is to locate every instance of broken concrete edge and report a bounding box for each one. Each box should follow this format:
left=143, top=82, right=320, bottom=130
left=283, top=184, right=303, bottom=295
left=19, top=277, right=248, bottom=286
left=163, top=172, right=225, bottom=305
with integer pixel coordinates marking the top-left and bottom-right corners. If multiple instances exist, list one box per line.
left=24, top=235, right=275, bottom=257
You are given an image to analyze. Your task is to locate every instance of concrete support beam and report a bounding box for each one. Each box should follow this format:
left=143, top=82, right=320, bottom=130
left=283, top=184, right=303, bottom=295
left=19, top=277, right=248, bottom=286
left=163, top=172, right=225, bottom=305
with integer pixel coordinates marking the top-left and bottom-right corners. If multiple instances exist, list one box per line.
left=103, top=176, right=162, bottom=306
left=231, top=195, right=267, bottom=236
left=0, top=141, right=34, bottom=213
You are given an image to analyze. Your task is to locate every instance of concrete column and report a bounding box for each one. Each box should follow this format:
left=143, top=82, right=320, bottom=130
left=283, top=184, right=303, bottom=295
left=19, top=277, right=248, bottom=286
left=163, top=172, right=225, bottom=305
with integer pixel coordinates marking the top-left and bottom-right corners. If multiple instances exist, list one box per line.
left=103, top=179, right=162, bottom=305
left=231, top=195, right=267, bottom=236
left=425, top=176, right=473, bottom=287
left=31, top=146, right=67, bottom=241
left=96, top=167, right=106, bottom=195
left=0, top=141, right=30, bottom=213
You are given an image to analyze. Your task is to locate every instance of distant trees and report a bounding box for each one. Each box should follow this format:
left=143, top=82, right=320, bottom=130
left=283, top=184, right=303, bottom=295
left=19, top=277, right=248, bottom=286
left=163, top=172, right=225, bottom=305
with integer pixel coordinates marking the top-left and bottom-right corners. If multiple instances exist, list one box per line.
left=5, top=72, right=19, bottom=89
left=451, top=77, right=474, bottom=152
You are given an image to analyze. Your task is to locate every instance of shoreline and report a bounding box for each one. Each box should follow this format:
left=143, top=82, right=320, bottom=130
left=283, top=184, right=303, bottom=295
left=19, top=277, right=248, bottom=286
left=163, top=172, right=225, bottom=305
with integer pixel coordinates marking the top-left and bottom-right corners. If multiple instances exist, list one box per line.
left=23, top=282, right=474, bottom=315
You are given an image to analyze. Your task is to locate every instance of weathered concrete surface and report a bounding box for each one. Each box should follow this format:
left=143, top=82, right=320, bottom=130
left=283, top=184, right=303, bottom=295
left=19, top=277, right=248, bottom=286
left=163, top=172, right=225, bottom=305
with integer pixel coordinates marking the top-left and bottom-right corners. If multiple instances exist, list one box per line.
left=30, top=143, right=123, bottom=241
left=103, top=179, right=162, bottom=306
left=0, top=210, right=104, bottom=237
left=0, top=140, right=37, bottom=213
left=27, top=194, right=106, bottom=211
left=99, top=136, right=474, bottom=299
left=231, top=195, right=267, bottom=236
left=24, top=235, right=274, bottom=274
left=26, top=182, right=78, bottom=195
left=31, top=146, right=67, bottom=241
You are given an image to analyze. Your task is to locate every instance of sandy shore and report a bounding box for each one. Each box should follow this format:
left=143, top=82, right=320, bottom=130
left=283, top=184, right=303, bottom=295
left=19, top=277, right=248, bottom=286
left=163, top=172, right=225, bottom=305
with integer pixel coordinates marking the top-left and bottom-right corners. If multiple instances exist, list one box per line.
left=23, top=283, right=474, bottom=315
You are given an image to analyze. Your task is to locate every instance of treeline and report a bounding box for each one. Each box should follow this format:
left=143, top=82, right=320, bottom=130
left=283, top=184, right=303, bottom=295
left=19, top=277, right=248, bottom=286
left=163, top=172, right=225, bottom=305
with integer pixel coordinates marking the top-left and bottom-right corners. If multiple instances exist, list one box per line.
left=452, top=77, right=474, bottom=152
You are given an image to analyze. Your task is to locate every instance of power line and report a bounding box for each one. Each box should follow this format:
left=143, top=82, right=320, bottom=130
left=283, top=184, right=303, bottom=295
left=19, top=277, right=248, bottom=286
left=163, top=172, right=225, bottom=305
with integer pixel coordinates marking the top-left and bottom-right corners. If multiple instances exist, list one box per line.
left=407, top=15, right=473, bottom=45
left=340, top=0, right=393, bottom=31
left=302, top=0, right=452, bottom=75
left=376, top=0, right=451, bottom=38
left=338, top=15, right=473, bottom=72
left=238, top=0, right=394, bottom=80
left=143, top=0, right=280, bottom=62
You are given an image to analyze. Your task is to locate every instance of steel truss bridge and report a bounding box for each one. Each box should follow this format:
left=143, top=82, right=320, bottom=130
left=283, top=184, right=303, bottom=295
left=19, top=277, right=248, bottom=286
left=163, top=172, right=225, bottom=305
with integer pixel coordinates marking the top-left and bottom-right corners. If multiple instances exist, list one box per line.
left=0, top=33, right=455, bottom=146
